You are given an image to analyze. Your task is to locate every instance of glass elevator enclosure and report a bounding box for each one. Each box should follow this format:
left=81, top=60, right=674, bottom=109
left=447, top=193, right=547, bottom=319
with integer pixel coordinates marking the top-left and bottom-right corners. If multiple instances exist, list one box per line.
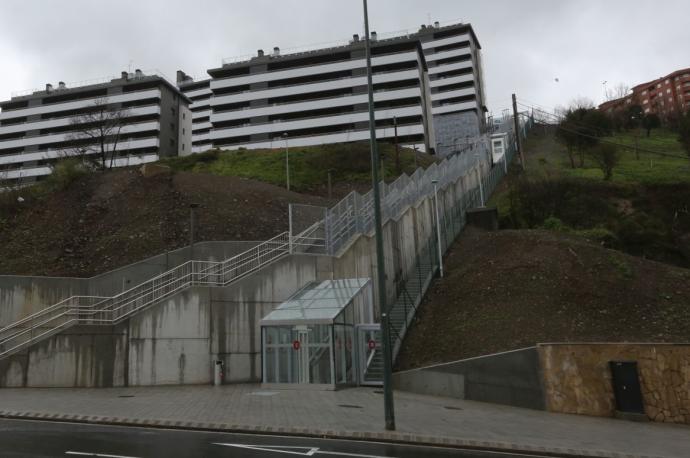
left=260, top=278, right=373, bottom=389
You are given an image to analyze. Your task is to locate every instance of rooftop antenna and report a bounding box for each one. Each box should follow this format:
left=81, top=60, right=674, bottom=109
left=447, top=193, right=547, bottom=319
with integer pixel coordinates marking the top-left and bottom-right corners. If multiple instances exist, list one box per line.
left=128, top=60, right=133, bottom=73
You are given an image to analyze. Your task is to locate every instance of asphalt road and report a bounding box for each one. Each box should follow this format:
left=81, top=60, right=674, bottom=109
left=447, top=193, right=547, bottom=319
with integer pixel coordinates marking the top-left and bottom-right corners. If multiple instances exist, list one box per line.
left=0, top=418, right=564, bottom=458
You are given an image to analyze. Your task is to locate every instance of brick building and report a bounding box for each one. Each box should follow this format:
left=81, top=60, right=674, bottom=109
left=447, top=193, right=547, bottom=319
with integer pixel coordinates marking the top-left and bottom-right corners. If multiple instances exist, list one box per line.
left=599, top=67, right=690, bottom=120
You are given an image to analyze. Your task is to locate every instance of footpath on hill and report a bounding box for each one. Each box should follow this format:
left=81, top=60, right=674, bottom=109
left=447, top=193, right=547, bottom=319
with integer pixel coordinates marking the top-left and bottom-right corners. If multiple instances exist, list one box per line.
left=0, top=169, right=329, bottom=277
left=397, top=228, right=690, bottom=370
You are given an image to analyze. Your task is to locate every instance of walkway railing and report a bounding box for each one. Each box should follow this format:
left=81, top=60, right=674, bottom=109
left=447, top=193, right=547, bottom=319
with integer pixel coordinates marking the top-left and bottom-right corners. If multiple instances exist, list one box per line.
left=0, top=232, right=291, bottom=359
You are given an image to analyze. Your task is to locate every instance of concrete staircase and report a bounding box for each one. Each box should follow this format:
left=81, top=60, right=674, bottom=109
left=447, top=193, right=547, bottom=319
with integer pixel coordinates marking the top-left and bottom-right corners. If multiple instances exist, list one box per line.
left=0, top=232, right=293, bottom=360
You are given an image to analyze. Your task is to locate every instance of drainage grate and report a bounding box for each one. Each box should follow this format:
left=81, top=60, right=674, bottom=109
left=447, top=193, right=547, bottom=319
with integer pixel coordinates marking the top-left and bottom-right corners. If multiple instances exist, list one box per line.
left=338, top=404, right=363, bottom=409
left=117, top=395, right=135, bottom=398
left=443, top=406, right=463, bottom=411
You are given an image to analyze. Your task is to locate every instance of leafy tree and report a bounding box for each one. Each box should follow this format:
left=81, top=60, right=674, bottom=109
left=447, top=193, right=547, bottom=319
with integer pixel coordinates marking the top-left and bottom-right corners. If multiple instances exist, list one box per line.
left=642, top=113, right=661, bottom=137
left=556, top=107, right=611, bottom=168
left=588, top=143, right=619, bottom=181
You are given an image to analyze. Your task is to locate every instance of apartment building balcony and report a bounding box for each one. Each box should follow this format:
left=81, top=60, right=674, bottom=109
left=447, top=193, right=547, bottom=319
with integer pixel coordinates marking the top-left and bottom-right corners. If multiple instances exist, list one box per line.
left=0, top=89, right=163, bottom=121
left=210, top=86, right=423, bottom=123
left=213, top=122, right=425, bottom=150
left=0, top=137, right=160, bottom=167
left=0, top=120, right=160, bottom=151
left=0, top=105, right=161, bottom=135
left=428, top=60, right=474, bottom=76
left=421, top=33, right=472, bottom=50
left=210, top=69, right=421, bottom=107
left=210, top=104, right=423, bottom=140
left=210, top=51, right=422, bottom=91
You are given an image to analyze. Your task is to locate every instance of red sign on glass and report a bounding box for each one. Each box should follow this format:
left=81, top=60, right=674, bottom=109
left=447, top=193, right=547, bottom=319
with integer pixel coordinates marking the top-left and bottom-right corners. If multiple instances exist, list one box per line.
left=368, top=339, right=376, bottom=350
left=292, top=340, right=301, bottom=350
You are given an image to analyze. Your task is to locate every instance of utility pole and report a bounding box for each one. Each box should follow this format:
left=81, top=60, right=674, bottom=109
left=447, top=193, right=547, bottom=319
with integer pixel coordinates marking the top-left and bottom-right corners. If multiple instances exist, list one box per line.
left=512, top=93, right=525, bottom=170
left=327, top=169, right=334, bottom=200
left=363, top=0, right=395, bottom=431
left=393, top=116, right=401, bottom=175
left=189, top=203, right=199, bottom=262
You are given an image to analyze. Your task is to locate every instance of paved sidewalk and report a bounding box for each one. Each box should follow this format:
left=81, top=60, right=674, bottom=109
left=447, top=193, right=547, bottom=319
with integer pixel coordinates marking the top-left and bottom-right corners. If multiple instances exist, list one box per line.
left=0, top=384, right=687, bottom=458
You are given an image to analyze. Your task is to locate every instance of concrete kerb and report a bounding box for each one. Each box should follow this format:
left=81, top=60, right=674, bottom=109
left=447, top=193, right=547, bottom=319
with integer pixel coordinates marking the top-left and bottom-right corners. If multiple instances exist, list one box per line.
left=0, top=410, right=664, bottom=458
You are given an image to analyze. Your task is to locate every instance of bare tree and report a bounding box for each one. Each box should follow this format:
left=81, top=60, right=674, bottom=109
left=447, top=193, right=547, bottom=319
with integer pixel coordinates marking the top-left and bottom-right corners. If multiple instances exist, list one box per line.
left=66, top=98, right=131, bottom=170
left=569, top=97, right=596, bottom=110
left=605, top=83, right=630, bottom=101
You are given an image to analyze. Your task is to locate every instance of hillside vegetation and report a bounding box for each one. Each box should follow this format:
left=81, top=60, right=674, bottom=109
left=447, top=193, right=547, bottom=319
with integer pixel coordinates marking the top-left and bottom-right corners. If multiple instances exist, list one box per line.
left=397, top=229, right=690, bottom=369
left=491, top=127, right=690, bottom=267
left=0, top=142, right=434, bottom=277
left=162, top=142, right=434, bottom=195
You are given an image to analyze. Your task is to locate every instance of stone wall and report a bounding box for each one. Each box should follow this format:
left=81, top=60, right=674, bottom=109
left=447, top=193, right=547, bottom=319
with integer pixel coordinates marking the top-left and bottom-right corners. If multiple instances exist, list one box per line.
left=539, top=343, right=690, bottom=425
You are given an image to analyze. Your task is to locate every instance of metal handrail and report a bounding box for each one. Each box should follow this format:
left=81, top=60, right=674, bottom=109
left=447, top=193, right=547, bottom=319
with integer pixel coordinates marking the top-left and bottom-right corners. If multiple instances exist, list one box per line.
left=0, top=232, right=294, bottom=358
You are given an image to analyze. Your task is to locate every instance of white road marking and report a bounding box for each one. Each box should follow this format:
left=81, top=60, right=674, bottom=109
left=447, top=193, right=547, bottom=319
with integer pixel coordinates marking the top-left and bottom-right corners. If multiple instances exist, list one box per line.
left=213, top=443, right=319, bottom=455
left=213, top=443, right=394, bottom=458
left=65, top=452, right=141, bottom=458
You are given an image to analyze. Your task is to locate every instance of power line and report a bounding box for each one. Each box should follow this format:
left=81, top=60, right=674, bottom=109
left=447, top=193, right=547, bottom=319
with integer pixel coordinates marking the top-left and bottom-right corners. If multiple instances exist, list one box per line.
left=516, top=102, right=688, bottom=160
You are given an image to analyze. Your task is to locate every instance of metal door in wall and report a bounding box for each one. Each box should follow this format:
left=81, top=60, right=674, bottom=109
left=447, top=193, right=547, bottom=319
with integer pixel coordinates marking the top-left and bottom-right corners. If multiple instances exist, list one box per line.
left=609, top=361, right=645, bottom=414
left=356, top=324, right=383, bottom=386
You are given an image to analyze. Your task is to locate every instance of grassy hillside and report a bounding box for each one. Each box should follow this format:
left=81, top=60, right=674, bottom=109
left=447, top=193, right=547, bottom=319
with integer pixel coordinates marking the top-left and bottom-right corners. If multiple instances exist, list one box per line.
left=490, top=126, right=690, bottom=268
left=161, top=141, right=434, bottom=195
left=521, top=127, right=690, bottom=184
left=397, top=229, right=690, bottom=369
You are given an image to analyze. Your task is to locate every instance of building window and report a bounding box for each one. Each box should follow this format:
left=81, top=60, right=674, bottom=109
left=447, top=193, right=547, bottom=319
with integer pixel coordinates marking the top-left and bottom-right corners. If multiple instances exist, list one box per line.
left=170, top=122, right=175, bottom=131
left=169, top=138, right=175, bottom=147
left=171, top=107, right=176, bottom=116
left=183, top=113, right=186, bottom=120
left=182, top=144, right=185, bottom=151
left=182, top=128, right=185, bottom=135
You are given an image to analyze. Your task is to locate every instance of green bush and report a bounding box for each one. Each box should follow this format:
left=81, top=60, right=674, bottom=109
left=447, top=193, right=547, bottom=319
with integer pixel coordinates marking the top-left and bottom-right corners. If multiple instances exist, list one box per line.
left=44, top=158, right=89, bottom=191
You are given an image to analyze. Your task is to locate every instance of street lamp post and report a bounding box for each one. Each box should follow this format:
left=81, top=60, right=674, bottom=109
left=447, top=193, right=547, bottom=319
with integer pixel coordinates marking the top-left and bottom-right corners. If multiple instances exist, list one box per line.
left=189, top=203, right=200, bottom=262
left=431, top=179, right=443, bottom=278
left=363, top=0, right=395, bottom=431
left=282, top=132, right=290, bottom=191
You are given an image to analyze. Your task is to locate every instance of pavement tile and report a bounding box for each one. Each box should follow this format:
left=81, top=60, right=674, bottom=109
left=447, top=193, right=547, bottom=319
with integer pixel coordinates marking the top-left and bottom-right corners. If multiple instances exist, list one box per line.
left=0, top=384, right=686, bottom=458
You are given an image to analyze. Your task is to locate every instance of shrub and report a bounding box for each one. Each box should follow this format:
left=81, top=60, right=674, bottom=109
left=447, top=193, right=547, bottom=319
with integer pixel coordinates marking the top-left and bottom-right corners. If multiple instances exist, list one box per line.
left=588, top=143, right=619, bottom=181
left=44, top=158, right=89, bottom=191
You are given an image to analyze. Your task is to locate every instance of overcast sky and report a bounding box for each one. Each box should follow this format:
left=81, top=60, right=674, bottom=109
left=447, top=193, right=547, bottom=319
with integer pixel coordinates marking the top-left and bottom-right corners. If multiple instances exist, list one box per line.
left=1, top=0, right=688, bottom=115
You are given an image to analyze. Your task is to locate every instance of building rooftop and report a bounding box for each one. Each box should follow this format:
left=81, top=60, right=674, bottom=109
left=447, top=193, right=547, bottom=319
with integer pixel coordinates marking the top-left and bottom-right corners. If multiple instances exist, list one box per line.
left=208, top=21, right=477, bottom=77
left=4, top=69, right=190, bottom=105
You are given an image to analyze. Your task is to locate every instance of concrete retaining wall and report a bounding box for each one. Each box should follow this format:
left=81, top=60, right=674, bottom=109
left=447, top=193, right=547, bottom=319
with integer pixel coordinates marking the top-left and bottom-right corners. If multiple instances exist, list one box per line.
left=393, top=347, right=546, bottom=410
left=0, top=254, right=318, bottom=388
left=0, top=241, right=259, bottom=327
left=1, top=159, right=465, bottom=388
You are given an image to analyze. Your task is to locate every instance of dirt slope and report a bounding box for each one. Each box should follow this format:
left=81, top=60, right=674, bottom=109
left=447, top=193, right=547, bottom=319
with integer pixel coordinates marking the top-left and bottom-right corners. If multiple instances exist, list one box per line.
left=0, top=169, right=329, bottom=277
left=397, top=228, right=690, bottom=370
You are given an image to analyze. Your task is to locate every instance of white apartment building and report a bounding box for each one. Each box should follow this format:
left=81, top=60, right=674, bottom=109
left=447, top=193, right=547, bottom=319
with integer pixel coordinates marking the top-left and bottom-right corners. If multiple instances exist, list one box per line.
left=0, top=70, right=191, bottom=185
left=416, top=22, right=487, bottom=155
left=205, top=33, right=435, bottom=153
left=177, top=71, right=212, bottom=153
left=177, top=21, right=485, bottom=156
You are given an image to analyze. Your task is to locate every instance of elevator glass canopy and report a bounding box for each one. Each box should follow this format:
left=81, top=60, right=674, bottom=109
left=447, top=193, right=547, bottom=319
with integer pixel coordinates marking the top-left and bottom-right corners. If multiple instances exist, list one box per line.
left=260, top=278, right=374, bottom=388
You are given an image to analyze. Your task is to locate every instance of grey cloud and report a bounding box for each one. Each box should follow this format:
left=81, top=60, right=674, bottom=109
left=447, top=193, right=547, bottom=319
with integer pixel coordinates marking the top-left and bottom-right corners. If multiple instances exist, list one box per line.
left=1, top=0, right=688, bottom=115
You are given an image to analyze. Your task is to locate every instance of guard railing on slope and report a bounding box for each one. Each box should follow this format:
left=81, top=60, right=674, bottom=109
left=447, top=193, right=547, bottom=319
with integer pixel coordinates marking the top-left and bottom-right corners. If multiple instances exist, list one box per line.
left=0, top=232, right=292, bottom=359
